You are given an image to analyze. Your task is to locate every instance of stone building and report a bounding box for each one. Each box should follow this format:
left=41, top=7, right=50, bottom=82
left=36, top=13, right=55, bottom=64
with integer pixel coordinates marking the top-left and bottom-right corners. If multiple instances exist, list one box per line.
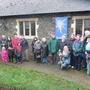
left=0, top=0, right=90, bottom=39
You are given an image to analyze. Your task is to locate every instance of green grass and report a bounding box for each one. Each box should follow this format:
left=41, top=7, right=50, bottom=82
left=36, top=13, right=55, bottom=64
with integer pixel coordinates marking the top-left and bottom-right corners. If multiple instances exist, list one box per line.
left=0, top=63, right=90, bottom=90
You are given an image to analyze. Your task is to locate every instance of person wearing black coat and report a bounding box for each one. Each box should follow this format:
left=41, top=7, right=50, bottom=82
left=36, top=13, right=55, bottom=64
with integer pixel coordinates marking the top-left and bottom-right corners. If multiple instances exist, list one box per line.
left=69, top=34, right=75, bottom=68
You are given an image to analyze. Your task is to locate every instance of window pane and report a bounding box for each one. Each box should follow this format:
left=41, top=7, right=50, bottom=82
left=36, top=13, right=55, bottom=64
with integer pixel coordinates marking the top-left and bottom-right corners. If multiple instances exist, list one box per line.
left=19, top=22, right=23, bottom=35
left=76, top=19, right=82, bottom=35
left=25, top=21, right=29, bottom=36
left=31, top=21, right=35, bottom=36
left=84, top=19, right=90, bottom=30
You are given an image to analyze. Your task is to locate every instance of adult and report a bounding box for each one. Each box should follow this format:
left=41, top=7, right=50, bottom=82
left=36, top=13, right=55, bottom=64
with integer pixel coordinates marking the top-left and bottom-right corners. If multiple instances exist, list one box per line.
left=85, top=35, right=90, bottom=75
left=34, top=39, right=42, bottom=63
left=48, top=34, right=59, bottom=64
left=21, top=37, right=29, bottom=61
left=12, top=34, right=20, bottom=49
left=69, top=34, right=75, bottom=68
left=41, top=37, right=49, bottom=64
left=82, top=30, right=90, bottom=68
left=72, top=34, right=83, bottom=71
left=59, top=35, right=70, bottom=52
left=12, top=34, right=20, bottom=62
left=7, top=37, right=14, bottom=62
left=0, top=35, right=8, bottom=49
left=31, top=37, right=38, bottom=61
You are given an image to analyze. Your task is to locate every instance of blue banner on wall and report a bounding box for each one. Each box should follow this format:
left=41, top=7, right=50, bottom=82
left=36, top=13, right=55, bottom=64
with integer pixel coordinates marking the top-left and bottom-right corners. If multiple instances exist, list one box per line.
left=54, top=17, right=68, bottom=39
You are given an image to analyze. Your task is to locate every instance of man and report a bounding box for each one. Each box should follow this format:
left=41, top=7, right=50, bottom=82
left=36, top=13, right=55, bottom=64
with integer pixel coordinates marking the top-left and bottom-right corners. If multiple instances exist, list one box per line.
left=48, top=34, right=59, bottom=64
left=72, top=34, right=83, bottom=70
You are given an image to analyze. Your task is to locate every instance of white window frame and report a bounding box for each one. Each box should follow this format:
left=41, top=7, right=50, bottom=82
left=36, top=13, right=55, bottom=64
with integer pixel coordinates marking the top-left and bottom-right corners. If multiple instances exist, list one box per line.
left=72, top=16, right=90, bottom=36
left=16, top=18, right=38, bottom=39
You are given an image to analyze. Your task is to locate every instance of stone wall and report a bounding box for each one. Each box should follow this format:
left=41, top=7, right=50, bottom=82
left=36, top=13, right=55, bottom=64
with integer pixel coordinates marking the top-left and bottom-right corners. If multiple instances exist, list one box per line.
left=37, top=16, right=54, bottom=39
left=0, top=18, right=17, bottom=37
left=37, top=16, right=72, bottom=39
left=0, top=16, right=72, bottom=39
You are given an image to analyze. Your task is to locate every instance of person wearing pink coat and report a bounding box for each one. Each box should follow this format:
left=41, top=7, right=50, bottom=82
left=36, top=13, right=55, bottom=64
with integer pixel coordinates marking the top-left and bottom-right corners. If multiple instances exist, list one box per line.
left=1, top=47, right=8, bottom=63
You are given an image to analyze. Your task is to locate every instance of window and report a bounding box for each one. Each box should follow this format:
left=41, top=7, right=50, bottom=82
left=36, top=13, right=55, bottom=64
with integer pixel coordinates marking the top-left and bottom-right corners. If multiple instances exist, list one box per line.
left=31, top=21, right=36, bottom=36
left=19, top=21, right=24, bottom=35
left=17, top=19, right=38, bottom=38
left=76, top=19, right=82, bottom=35
left=25, top=21, right=29, bottom=36
left=72, top=16, right=90, bottom=36
left=76, top=19, right=90, bottom=36
left=84, top=19, right=90, bottom=30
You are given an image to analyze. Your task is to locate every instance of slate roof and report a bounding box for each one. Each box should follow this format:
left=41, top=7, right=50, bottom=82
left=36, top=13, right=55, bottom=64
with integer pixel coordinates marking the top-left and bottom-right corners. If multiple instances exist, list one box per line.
left=0, top=0, right=90, bottom=17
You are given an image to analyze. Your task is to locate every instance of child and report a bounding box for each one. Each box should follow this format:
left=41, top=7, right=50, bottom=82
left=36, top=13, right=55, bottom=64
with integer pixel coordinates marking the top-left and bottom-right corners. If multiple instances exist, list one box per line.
left=58, top=45, right=70, bottom=69
left=1, top=46, right=8, bottom=63
left=15, top=42, right=22, bottom=63
left=85, top=35, right=90, bottom=75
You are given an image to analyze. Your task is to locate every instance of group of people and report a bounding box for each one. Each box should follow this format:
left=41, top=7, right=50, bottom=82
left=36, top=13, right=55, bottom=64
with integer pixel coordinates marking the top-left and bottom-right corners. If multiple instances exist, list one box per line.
left=31, top=37, right=49, bottom=63
left=0, top=34, right=29, bottom=64
left=0, top=30, right=90, bottom=76
left=31, top=30, right=90, bottom=75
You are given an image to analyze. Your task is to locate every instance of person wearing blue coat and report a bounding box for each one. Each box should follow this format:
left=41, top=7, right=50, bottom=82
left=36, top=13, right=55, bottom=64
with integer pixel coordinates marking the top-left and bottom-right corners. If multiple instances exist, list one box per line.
left=85, top=35, right=90, bottom=75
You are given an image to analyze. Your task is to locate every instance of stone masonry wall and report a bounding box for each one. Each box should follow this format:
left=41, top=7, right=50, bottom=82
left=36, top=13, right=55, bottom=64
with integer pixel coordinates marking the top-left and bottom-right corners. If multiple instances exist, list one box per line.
left=37, top=16, right=54, bottom=39
left=0, top=18, right=17, bottom=37
left=0, top=16, right=72, bottom=39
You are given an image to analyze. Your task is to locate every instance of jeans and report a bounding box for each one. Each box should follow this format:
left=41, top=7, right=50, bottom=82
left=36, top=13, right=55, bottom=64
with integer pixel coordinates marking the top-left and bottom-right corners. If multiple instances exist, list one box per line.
left=22, top=49, right=29, bottom=61
left=51, top=53, right=57, bottom=64
left=42, top=56, right=48, bottom=64
left=70, top=52, right=75, bottom=66
left=87, top=60, right=90, bottom=75
left=80, top=53, right=87, bottom=68
left=74, top=55, right=82, bottom=70
left=16, top=53, right=22, bottom=63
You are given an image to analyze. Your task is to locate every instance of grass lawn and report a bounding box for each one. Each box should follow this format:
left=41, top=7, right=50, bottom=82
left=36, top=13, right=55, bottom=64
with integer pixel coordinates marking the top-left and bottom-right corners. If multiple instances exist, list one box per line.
left=0, top=63, right=90, bottom=90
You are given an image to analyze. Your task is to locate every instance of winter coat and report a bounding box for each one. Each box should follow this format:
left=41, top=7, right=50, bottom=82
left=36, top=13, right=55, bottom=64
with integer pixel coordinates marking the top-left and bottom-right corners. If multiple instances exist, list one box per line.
left=1, top=38, right=8, bottom=49
left=21, top=38, right=28, bottom=50
left=83, top=37, right=88, bottom=52
left=15, top=45, right=22, bottom=57
left=31, top=40, right=37, bottom=52
left=1, top=49, right=8, bottom=62
left=34, top=41, right=42, bottom=53
left=69, top=39, right=75, bottom=51
left=48, top=38, right=59, bottom=53
left=72, top=40, right=83, bottom=56
left=59, top=39, right=70, bottom=51
left=85, top=43, right=90, bottom=59
left=41, top=42, right=49, bottom=57
left=12, top=37, right=20, bottom=48
left=62, top=51, right=70, bottom=65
